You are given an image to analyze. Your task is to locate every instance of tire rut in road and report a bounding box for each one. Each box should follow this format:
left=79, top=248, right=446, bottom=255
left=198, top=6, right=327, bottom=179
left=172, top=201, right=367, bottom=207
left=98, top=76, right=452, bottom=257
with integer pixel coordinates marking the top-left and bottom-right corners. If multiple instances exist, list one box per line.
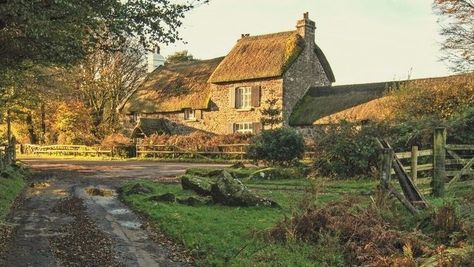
left=50, top=196, right=123, bottom=267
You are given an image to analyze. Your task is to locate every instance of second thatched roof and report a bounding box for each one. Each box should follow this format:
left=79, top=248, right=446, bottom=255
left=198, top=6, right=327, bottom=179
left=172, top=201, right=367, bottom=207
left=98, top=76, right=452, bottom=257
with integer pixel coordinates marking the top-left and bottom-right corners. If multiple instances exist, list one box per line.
left=122, top=57, right=224, bottom=114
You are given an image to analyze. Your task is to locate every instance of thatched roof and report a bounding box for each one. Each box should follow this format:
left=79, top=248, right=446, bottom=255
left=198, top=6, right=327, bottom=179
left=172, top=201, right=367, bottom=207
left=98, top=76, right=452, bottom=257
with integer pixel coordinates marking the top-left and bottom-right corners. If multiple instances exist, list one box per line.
left=314, top=96, right=394, bottom=124
left=123, top=57, right=224, bottom=114
left=208, top=31, right=335, bottom=83
left=290, top=82, right=391, bottom=126
left=131, top=118, right=170, bottom=138
left=290, top=73, right=474, bottom=126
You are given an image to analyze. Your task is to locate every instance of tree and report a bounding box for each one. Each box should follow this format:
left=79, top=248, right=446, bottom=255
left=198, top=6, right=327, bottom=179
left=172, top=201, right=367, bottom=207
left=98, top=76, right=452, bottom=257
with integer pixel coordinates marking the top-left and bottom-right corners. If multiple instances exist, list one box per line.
left=72, top=42, right=147, bottom=139
left=260, top=97, right=283, bottom=129
left=433, top=0, right=474, bottom=72
left=0, top=0, right=207, bottom=90
left=166, top=50, right=195, bottom=64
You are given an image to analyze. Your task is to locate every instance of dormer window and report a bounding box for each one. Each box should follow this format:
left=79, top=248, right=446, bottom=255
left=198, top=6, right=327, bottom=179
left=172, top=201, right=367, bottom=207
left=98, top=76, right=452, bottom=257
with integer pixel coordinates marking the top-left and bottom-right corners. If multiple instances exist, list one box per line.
left=235, top=87, right=252, bottom=109
left=184, top=109, right=195, bottom=120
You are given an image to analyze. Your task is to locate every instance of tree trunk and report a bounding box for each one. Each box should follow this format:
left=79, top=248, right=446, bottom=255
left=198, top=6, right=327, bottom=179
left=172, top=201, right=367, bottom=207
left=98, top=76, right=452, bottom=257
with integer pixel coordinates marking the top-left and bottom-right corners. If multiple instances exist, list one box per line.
left=26, top=113, right=38, bottom=144
left=41, top=103, right=46, bottom=143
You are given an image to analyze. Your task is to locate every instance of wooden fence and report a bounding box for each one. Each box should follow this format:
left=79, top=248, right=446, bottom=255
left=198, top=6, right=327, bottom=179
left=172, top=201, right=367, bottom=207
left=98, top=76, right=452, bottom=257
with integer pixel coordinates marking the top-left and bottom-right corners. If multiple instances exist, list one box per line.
left=384, top=127, right=474, bottom=197
left=21, top=144, right=113, bottom=157
left=136, top=144, right=249, bottom=160
left=20, top=143, right=315, bottom=161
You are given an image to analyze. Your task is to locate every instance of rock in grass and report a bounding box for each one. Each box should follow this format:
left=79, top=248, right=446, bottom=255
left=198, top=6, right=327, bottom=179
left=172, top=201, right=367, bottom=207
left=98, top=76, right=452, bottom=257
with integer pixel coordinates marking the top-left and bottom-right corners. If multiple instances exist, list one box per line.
left=180, top=175, right=213, bottom=196
left=125, top=183, right=153, bottom=196
left=148, top=193, right=176, bottom=203
left=177, top=196, right=211, bottom=206
left=210, top=171, right=279, bottom=208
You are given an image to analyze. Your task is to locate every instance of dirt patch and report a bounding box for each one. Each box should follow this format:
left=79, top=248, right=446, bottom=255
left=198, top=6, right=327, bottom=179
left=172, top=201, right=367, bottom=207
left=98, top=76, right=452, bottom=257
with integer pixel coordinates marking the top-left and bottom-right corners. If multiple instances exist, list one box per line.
left=50, top=197, right=123, bottom=267
left=86, top=187, right=114, bottom=197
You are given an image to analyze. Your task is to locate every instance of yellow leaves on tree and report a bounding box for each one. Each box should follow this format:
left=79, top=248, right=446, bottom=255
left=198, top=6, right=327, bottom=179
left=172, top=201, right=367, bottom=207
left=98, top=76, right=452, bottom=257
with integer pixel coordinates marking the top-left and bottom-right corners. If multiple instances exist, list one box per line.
left=53, top=102, right=96, bottom=145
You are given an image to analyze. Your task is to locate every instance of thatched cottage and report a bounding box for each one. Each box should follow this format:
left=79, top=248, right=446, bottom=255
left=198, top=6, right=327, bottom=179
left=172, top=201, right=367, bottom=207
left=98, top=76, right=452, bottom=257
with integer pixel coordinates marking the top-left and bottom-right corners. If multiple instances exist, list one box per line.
left=121, top=13, right=335, bottom=137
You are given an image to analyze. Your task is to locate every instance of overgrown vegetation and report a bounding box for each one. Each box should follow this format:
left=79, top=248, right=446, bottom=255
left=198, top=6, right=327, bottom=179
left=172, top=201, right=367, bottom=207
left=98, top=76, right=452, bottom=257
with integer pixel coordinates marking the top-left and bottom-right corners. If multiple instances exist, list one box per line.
left=248, top=128, right=304, bottom=166
left=312, top=74, right=474, bottom=178
left=142, top=132, right=252, bottom=150
left=0, top=164, right=27, bottom=221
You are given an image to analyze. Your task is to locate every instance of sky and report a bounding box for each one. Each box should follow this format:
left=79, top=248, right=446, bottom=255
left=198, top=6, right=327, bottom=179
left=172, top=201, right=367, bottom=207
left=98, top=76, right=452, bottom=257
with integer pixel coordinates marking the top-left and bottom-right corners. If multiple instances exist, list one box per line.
left=160, top=0, right=452, bottom=85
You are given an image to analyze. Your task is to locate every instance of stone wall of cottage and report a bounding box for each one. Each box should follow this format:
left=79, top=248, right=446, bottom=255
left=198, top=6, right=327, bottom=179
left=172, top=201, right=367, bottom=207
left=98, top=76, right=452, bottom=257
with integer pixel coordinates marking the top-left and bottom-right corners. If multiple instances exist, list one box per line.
left=282, top=45, right=331, bottom=126
left=138, top=78, right=284, bottom=135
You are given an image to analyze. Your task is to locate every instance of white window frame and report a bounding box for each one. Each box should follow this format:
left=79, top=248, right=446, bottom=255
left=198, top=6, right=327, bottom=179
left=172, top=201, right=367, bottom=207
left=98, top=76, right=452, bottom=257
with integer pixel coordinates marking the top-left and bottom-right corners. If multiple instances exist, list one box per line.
left=131, top=113, right=140, bottom=122
left=184, top=108, right=195, bottom=120
left=235, top=87, right=252, bottom=109
left=234, top=122, right=253, bottom=134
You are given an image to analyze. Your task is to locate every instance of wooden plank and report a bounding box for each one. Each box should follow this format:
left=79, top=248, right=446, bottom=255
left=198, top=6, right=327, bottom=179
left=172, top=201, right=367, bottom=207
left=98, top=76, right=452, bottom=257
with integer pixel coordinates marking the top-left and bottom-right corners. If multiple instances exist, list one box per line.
left=411, top=146, right=418, bottom=181
left=217, top=144, right=249, bottom=147
left=446, top=169, right=474, bottom=177
left=394, top=149, right=432, bottom=159
left=446, top=158, right=471, bottom=165
left=395, top=151, right=411, bottom=159
left=447, top=157, right=474, bottom=187
left=418, top=149, right=433, bottom=157
left=445, top=144, right=474, bottom=151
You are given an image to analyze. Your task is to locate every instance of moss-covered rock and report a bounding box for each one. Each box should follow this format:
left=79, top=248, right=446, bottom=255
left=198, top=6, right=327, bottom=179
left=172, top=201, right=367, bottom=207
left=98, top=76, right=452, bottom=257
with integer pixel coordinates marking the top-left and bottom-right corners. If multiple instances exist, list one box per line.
left=210, top=171, right=279, bottom=208
left=177, top=196, right=211, bottom=206
left=125, top=183, right=153, bottom=196
left=148, top=193, right=176, bottom=203
left=180, top=175, right=213, bottom=196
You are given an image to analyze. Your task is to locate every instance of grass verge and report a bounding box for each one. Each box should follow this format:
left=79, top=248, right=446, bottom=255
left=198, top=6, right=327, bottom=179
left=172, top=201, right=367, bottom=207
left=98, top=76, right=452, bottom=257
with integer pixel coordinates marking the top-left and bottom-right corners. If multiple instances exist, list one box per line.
left=120, top=174, right=376, bottom=266
left=0, top=165, right=27, bottom=222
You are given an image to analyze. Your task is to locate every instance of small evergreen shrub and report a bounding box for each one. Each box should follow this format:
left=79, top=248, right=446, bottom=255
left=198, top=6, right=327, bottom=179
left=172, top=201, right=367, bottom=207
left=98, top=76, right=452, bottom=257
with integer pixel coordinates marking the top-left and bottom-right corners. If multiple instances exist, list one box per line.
left=247, top=128, right=304, bottom=166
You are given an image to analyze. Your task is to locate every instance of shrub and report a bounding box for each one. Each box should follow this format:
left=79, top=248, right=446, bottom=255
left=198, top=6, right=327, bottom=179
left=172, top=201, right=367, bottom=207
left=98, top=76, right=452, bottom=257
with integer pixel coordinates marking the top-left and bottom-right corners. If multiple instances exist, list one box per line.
left=247, top=128, right=304, bottom=166
left=100, top=133, right=131, bottom=149
left=387, top=74, right=474, bottom=121
left=143, top=132, right=252, bottom=151
left=313, top=121, right=383, bottom=178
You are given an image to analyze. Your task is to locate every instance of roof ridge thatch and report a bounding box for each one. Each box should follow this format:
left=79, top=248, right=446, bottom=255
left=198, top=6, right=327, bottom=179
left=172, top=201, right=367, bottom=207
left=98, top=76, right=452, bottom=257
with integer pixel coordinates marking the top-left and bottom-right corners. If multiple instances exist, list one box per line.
left=239, top=30, right=297, bottom=40
left=208, top=31, right=305, bottom=83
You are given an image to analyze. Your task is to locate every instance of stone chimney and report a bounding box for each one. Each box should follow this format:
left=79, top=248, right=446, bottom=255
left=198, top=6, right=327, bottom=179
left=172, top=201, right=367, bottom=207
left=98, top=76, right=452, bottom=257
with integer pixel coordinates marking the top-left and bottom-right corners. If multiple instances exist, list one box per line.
left=296, top=12, right=316, bottom=46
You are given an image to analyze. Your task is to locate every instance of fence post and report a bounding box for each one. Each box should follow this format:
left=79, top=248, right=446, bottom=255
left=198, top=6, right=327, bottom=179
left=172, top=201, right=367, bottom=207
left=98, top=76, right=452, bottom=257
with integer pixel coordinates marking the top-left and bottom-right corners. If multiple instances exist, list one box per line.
left=380, top=148, right=393, bottom=189
left=411, top=146, right=418, bottom=182
left=433, top=127, right=446, bottom=197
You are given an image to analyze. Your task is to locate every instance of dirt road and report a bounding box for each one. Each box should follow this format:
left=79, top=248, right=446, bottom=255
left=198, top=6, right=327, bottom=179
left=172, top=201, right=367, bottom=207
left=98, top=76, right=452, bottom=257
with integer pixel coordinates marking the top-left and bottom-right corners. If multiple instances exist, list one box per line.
left=0, top=159, right=227, bottom=267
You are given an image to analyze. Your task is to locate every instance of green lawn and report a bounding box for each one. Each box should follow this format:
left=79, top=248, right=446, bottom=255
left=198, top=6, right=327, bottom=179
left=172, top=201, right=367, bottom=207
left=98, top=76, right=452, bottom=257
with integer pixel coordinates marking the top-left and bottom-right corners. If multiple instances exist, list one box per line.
left=0, top=166, right=27, bottom=222
left=121, top=175, right=377, bottom=266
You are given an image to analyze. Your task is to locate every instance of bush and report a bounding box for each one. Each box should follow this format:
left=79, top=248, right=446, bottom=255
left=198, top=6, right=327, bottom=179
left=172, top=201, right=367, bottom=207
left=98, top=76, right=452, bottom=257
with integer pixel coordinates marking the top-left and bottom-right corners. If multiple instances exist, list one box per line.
left=387, top=74, right=474, bottom=121
left=100, top=133, right=131, bottom=149
left=313, top=121, right=382, bottom=178
left=143, top=132, right=252, bottom=151
left=247, top=128, right=304, bottom=166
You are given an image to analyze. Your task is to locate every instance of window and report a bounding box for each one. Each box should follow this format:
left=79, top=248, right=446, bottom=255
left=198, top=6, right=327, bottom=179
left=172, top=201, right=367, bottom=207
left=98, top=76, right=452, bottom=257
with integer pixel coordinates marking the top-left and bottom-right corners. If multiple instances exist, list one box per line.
left=234, top=122, right=253, bottom=134
left=184, top=109, right=195, bottom=120
left=131, top=113, right=140, bottom=123
left=235, top=87, right=252, bottom=109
